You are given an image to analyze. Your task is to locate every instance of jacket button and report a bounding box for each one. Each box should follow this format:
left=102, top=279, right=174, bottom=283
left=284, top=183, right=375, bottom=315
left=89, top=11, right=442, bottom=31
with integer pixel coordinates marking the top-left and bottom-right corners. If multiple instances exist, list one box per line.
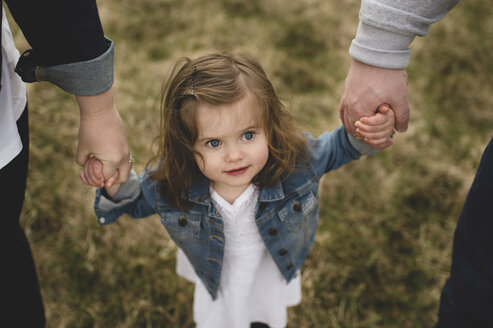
left=293, top=201, right=302, bottom=212
left=278, top=249, right=288, bottom=256
left=287, top=263, right=294, bottom=270
left=259, top=203, right=267, bottom=211
left=268, top=228, right=277, bottom=235
left=178, top=216, right=187, bottom=226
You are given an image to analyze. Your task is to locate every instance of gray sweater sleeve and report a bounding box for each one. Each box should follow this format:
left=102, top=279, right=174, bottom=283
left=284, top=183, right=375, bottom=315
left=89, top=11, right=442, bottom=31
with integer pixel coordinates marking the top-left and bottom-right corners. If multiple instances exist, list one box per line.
left=349, top=0, right=461, bottom=69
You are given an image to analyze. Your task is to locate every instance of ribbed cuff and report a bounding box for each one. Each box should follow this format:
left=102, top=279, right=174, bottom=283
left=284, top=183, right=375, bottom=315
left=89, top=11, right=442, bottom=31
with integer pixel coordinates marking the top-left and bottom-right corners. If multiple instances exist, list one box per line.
left=36, top=37, right=114, bottom=96
left=349, top=22, right=414, bottom=69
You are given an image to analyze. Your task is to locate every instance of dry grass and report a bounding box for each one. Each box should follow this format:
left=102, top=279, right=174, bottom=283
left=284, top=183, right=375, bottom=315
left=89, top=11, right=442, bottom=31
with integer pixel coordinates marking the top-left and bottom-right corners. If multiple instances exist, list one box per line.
left=6, top=0, right=493, bottom=326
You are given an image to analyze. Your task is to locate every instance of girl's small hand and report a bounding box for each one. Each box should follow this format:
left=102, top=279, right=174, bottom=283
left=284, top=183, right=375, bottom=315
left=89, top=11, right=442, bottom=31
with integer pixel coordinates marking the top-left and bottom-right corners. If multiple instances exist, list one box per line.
left=354, top=104, right=395, bottom=149
left=80, top=157, right=105, bottom=187
left=80, top=157, right=121, bottom=196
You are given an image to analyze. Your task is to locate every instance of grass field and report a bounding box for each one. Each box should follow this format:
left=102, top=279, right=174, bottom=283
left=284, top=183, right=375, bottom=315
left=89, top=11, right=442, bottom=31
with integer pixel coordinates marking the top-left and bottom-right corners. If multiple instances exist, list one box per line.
left=7, top=0, right=493, bottom=327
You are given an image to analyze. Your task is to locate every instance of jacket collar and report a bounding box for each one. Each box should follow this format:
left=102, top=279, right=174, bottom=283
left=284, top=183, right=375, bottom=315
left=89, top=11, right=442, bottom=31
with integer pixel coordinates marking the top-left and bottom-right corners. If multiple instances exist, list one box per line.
left=188, top=174, right=211, bottom=205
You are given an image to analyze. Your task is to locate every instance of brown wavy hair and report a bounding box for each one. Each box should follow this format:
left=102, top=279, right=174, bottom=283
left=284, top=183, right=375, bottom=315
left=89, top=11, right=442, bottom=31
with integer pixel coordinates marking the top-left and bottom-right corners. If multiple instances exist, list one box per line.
left=148, top=53, right=307, bottom=210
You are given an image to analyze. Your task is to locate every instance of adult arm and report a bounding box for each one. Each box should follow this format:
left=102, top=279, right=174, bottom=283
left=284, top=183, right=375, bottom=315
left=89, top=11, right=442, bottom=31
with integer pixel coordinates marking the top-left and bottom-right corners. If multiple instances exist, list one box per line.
left=5, top=0, right=130, bottom=183
left=340, top=0, right=461, bottom=136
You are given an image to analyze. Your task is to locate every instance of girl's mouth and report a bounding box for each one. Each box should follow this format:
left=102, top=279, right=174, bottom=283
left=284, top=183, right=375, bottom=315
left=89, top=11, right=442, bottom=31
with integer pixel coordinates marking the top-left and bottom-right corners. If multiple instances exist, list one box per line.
left=225, top=166, right=249, bottom=176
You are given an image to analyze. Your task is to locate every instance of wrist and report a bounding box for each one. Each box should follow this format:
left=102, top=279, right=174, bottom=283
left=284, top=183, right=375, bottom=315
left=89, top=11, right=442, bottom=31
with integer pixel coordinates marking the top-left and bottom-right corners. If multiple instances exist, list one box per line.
left=77, top=87, right=116, bottom=120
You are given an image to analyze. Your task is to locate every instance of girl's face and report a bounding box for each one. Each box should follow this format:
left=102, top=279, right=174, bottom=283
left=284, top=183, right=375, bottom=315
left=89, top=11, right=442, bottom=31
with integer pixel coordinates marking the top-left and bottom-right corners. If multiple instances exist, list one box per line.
left=193, top=93, right=269, bottom=203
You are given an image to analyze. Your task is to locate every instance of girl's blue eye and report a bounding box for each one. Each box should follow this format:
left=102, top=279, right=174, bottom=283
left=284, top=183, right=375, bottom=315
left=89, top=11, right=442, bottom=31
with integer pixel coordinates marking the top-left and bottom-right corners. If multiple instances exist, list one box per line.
left=207, top=139, right=221, bottom=148
left=243, top=131, right=255, bottom=141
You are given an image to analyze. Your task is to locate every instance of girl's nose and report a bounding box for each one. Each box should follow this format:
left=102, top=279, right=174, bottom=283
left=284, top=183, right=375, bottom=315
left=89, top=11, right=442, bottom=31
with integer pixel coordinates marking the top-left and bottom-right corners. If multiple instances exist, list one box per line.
left=224, top=145, right=244, bottom=162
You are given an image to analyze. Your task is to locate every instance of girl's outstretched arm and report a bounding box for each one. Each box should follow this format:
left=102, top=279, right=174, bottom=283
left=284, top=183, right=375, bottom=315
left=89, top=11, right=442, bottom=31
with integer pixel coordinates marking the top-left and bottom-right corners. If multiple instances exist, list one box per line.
left=355, top=104, right=395, bottom=149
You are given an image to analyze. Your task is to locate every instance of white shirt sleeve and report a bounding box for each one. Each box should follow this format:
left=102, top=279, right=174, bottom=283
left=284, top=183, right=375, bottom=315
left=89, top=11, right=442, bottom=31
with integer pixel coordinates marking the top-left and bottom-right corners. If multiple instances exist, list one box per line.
left=0, top=8, right=27, bottom=169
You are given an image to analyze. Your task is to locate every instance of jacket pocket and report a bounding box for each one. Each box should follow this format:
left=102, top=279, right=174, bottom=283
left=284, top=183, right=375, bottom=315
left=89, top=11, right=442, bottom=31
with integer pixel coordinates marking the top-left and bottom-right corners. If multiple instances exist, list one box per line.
left=277, top=191, right=317, bottom=233
left=161, top=211, right=202, bottom=241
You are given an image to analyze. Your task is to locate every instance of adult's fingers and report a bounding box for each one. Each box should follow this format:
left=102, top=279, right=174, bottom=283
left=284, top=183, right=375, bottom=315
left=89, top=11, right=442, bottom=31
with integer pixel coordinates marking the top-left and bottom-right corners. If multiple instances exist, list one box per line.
left=76, top=147, right=91, bottom=166
left=116, top=157, right=132, bottom=184
left=392, top=98, right=410, bottom=132
left=339, top=101, right=357, bottom=135
left=339, top=99, right=375, bottom=136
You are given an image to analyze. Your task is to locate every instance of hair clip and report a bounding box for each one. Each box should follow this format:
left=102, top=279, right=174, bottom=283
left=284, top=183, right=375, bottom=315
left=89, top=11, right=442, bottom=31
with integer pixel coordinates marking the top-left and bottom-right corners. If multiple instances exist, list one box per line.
left=190, top=65, right=197, bottom=95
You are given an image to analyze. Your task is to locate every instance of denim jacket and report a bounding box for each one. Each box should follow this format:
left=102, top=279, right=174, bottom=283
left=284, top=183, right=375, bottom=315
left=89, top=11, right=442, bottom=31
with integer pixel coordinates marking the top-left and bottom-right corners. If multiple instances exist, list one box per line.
left=94, top=125, right=378, bottom=299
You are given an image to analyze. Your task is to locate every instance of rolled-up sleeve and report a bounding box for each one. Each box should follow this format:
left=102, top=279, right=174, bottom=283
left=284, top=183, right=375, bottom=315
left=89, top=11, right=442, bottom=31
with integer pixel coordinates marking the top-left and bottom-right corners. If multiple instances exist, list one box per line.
left=5, top=0, right=113, bottom=95
left=349, top=0, right=461, bottom=69
left=34, top=38, right=114, bottom=96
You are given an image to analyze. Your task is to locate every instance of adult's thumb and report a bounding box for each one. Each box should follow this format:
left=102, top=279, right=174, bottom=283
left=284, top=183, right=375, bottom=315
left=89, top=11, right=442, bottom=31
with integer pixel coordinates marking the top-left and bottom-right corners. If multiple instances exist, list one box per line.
left=102, top=162, right=118, bottom=182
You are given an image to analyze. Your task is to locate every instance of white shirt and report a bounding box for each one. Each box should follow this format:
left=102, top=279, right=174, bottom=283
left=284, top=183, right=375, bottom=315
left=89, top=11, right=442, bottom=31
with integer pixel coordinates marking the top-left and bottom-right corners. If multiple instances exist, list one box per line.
left=176, top=184, right=301, bottom=328
left=1, top=8, right=27, bottom=170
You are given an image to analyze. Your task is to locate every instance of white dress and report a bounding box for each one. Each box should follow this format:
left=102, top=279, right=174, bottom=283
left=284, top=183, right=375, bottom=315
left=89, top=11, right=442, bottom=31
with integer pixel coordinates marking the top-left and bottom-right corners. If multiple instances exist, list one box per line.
left=176, top=184, right=301, bottom=328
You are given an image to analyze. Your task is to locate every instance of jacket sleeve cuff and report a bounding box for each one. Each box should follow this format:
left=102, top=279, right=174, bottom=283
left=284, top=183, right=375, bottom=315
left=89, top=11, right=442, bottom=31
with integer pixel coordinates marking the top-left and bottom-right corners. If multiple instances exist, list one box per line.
left=34, top=37, right=114, bottom=96
left=347, top=133, right=382, bottom=156
left=94, top=170, right=140, bottom=224
left=349, top=22, right=414, bottom=69
left=110, top=170, right=141, bottom=203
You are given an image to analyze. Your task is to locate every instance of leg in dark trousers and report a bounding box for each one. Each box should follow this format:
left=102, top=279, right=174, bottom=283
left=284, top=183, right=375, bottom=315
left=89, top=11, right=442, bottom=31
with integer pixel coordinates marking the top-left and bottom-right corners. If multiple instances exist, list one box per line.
left=436, top=136, right=493, bottom=328
left=0, top=107, right=46, bottom=327
left=251, top=323, right=270, bottom=328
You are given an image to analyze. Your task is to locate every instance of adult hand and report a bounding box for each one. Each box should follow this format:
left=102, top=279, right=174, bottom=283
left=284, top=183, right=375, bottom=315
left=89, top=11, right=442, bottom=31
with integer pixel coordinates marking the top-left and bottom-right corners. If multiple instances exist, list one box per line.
left=75, top=87, right=130, bottom=187
left=339, top=59, right=410, bottom=135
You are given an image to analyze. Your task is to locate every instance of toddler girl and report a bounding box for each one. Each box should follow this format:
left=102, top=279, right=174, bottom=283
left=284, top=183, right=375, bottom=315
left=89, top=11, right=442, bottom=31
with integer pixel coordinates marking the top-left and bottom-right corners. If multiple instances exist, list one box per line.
left=81, top=53, right=395, bottom=328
